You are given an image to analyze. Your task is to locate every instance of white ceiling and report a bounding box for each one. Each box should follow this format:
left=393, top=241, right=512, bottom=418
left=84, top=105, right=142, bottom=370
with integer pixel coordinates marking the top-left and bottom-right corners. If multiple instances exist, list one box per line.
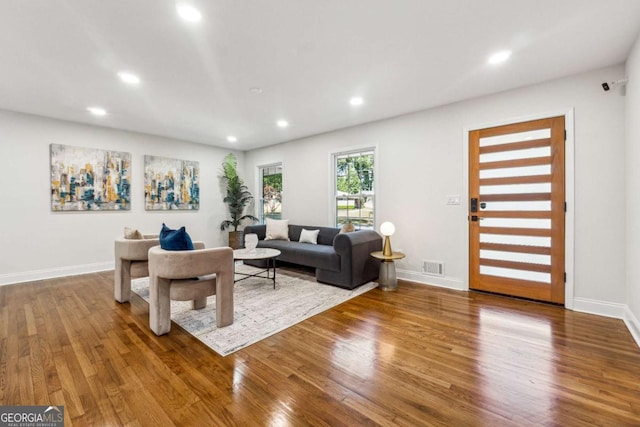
left=1, top=1, right=639, bottom=150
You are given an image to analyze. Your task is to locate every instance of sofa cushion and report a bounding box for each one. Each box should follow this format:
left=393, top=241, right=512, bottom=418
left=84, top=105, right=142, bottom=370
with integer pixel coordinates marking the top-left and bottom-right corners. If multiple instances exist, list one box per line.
left=299, top=228, right=320, bottom=244
left=288, top=225, right=338, bottom=246
left=257, top=239, right=340, bottom=272
left=159, top=223, right=194, bottom=251
left=265, top=218, right=289, bottom=240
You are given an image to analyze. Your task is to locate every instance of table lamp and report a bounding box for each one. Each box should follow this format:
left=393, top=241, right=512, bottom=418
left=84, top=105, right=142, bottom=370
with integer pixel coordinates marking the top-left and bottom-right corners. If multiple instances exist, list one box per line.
left=380, top=221, right=395, bottom=256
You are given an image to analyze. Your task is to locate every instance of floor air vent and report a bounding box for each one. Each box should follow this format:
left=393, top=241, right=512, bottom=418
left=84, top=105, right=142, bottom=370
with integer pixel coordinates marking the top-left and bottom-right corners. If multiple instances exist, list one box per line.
left=423, top=260, right=445, bottom=277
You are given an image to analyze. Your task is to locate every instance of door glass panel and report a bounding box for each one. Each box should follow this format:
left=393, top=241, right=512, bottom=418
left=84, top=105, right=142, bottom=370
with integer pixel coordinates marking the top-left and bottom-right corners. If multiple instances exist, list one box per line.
left=481, top=201, right=550, bottom=211
left=480, top=234, right=551, bottom=247
left=480, top=147, right=550, bottom=163
left=481, top=250, right=551, bottom=265
left=480, top=165, right=550, bottom=179
left=479, top=129, right=551, bottom=147
left=481, top=218, right=551, bottom=228
left=480, top=183, right=551, bottom=195
left=480, top=266, right=551, bottom=283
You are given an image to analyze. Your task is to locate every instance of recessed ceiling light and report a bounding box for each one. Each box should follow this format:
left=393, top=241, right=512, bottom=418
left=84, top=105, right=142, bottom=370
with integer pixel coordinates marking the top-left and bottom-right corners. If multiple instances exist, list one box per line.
left=488, top=50, right=511, bottom=65
left=349, top=96, right=364, bottom=106
left=276, top=120, right=289, bottom=128
left=227, top=136, right=237, bottom=143
left=177, top=3, right=202, bottom=22
left=118, top=71, right=140, bottom=85
left=87, top=107, right=107, bottom=116
left=249, top=87, right=263, bottom=94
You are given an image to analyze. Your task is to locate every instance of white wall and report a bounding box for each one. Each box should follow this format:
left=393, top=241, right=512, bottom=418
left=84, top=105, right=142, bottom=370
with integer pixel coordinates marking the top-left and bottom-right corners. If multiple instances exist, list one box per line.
left=625, top=33, right=640, bottom=343
left=245, top=65, right=627, bottom=309
left=1, top=63, right=630, bottom=317
left=0, top=109, right=240, bottom=284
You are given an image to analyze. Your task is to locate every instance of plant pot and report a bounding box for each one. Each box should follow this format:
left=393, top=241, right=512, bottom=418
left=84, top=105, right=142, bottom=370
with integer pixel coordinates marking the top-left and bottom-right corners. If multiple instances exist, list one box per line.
left=228, top=231, right=244, bottom=249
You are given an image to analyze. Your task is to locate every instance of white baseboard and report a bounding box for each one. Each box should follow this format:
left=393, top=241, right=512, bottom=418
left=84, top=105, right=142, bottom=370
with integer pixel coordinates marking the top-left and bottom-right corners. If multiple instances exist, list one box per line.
left=572, top=297, right=626, bottom=319
left=0, top=261, right=114, bottom=286
left=624, top=306, right=640, bottom=349
left=397, top=269, right=465, bottom=291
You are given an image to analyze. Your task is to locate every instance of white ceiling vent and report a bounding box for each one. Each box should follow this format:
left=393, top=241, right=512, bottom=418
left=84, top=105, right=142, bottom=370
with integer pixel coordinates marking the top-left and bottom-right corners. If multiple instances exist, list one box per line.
left=423, top=260, right=445, bottom=277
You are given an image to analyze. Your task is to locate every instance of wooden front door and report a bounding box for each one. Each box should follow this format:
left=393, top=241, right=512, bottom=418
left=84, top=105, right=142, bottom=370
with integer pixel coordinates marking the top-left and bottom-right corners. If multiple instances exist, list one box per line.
left=469, top=116, right=565, bottom=304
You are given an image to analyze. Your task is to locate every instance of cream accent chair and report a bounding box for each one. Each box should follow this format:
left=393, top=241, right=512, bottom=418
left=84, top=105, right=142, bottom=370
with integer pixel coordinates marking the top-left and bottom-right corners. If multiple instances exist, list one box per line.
left=148, top=244, right=234, bottom=336
left=114, top=234, right=160, bottom=303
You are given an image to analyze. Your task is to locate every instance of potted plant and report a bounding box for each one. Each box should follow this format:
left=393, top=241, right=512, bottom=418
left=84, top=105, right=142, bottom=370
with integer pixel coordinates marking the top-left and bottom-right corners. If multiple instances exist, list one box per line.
left=219, top=153, right=258, bottom=249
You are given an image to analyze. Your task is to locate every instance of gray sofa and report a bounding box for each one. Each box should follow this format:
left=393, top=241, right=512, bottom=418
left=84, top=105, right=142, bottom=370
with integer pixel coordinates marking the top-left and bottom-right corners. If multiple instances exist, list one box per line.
left=242, top=224, right=382, bottom=289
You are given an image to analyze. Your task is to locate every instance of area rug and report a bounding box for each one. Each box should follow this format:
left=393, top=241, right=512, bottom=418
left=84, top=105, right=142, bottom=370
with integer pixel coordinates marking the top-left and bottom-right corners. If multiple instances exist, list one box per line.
left=130, top=265, right=376, bottom=356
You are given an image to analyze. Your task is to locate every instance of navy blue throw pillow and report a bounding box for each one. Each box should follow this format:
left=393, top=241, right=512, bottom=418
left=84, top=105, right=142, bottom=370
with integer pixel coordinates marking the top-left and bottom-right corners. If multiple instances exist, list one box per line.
left=159, top=223, right=194, bottom=251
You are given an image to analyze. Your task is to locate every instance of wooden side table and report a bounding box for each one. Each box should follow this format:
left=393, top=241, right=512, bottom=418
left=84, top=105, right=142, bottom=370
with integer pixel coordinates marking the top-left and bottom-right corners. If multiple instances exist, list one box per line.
left=370, top=251, right=405, bottom=291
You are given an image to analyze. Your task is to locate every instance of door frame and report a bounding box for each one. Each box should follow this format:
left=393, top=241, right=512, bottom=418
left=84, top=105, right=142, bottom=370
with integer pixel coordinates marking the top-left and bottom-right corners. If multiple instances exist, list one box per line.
left=462, top=108, right=575, bottom=309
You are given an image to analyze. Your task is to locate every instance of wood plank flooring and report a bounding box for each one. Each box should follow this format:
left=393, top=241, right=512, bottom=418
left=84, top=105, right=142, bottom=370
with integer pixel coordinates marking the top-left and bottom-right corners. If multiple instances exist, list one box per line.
left=1, top=270, right=639, bottom=426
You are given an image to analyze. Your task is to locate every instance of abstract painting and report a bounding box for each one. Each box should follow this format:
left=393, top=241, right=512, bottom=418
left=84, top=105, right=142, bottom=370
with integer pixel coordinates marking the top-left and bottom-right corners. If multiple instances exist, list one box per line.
left=144, top=155, right=200, bottom=210
left=50, top=144, right=131, bottom=211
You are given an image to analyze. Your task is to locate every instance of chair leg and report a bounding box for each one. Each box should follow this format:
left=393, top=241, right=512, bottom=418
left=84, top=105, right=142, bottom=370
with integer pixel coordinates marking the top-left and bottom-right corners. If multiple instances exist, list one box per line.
left=149, top=276, right=172, bottom=335
left=192, top=297, right=207, bottom=310
left=114, top=259, right=132, bottom=303
left=216, top=272, right=234, bottom=327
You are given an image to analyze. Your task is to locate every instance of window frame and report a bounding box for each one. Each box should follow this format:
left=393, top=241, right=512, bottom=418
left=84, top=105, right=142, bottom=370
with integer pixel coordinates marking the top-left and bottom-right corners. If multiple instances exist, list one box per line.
left=330, top=146, right=377, bottom=230
left=257, top=162, right=283, bottom=224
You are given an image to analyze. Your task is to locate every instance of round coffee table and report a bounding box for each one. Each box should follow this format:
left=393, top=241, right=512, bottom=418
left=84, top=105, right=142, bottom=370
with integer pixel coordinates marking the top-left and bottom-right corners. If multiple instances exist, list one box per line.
left=233, top=248, right=281, bottom=289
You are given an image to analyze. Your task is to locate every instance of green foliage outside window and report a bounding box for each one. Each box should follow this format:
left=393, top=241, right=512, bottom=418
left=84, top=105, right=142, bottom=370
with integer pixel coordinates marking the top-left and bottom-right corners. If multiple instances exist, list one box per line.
left=335, top=151, right=374, bottom=228
left=336, top=154, right=374, bottom=195
left=261, top=166, right=282, bottom=221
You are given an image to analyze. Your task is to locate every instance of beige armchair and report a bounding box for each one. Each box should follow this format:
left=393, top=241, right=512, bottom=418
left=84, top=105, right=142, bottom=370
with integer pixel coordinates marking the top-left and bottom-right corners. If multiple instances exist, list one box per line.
left=114, top=234, right=160, bottom=303
left=148, top=244, right=234, bottom=336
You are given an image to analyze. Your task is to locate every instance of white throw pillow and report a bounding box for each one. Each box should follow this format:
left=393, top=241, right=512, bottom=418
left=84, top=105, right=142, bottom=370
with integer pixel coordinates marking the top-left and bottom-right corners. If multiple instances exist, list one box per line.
left=299, top=228, right=320, bottom=245
left=265, top=218, right=290, bottom=240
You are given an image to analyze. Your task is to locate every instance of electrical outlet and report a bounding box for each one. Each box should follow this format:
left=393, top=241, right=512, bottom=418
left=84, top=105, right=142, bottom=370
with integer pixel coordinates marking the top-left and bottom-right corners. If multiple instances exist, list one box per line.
left=446, top=195, right=460, bottom=205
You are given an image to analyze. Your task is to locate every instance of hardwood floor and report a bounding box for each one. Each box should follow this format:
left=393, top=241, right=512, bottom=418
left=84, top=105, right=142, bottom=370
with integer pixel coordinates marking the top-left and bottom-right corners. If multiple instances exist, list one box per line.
left=1, top=270, right=639, bottom=426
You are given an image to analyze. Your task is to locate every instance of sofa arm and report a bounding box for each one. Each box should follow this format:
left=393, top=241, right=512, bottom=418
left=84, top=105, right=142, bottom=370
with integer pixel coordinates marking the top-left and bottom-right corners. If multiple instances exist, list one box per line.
left=317, top=230, right=382, bottom=289
left=114, top=235, right=160, bottom=303
left=115, top=236, right=160, bottom=261
left=334, top=230, right=381, bottom=251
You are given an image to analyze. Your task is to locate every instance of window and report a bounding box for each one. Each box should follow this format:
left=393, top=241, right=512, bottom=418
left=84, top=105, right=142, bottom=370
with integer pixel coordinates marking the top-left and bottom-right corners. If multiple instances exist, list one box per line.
left=333, top=149, right=375, bottom=229
left=259, top=164, right=282, bottom=223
